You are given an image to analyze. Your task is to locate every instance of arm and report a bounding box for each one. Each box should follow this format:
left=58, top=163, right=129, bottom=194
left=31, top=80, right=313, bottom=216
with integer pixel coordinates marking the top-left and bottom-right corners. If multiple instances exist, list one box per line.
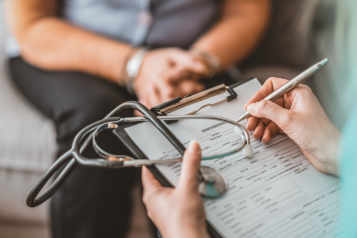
left=5, top=0, right=207, bottom=109
left=5, top=0, right=130, bottom=84
left=192, top=0, right=270, bottom=71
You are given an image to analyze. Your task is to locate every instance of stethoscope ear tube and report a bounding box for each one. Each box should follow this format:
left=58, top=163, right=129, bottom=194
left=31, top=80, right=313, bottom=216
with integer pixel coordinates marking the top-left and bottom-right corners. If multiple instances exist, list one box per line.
left=26, top=151, right=74, bottom=207
left=26, top=115, right=124, bottom=207
left=26, top=117, right=116, bottom=207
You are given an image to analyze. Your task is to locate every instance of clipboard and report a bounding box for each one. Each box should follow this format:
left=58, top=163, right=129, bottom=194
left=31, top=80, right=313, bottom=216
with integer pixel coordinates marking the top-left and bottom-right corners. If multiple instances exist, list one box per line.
left=113, top=78, right=256, bottom=238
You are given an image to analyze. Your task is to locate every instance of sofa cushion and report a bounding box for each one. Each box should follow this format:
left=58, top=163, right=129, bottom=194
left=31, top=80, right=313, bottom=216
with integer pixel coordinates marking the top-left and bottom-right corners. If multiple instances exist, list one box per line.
left=0, top=2, right=56, bottom=225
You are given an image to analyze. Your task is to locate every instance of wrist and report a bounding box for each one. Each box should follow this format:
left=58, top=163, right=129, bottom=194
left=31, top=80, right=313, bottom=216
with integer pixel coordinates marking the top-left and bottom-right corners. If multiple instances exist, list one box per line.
left=321, top=125, right=341, bottom=176
left=118, top=47, right=147, bottom=94
left=126, top=48, right=148, bottom=93
left=161, top=223, right=210, bottom=238
left=116, top=47, right=137, bottom=84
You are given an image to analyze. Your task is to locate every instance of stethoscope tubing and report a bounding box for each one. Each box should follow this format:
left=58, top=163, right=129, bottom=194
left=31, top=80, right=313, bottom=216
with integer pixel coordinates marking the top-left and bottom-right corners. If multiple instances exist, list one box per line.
left=92, top=115, right=249, bottom=162
left=26, top=101, right=251, bottom=207
left=27, top=101, right=188, bottom=207
left=26, top=117, right=120, bottom=207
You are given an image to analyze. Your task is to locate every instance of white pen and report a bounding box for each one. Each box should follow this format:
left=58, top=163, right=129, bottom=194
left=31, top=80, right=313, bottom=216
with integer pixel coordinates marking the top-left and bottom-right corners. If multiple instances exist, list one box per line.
left=236, top=58, right=329, bottom=122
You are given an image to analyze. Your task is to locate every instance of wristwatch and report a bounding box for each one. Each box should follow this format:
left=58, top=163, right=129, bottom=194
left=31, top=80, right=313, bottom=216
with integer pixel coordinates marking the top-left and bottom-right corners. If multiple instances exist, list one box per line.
left=125, top=48, right=148, bottom=94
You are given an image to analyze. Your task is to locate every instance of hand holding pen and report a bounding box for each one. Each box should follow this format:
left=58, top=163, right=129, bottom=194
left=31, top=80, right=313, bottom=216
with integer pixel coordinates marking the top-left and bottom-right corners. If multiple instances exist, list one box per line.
left=241, top=76, right=340, bottom=176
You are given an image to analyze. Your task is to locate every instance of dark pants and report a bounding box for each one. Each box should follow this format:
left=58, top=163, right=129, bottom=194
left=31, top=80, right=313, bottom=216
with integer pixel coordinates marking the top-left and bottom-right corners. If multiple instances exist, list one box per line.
left=9, top=57, right=237, bottom=238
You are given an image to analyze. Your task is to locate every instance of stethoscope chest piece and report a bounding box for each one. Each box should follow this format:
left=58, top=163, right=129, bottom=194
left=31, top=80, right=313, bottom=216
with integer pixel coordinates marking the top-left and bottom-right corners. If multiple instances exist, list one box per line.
left=198, top=166, right=228, bottom=198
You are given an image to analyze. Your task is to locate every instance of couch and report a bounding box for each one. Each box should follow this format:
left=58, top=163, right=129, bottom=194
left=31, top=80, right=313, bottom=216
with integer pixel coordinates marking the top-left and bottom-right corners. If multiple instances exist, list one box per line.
left=0, top=2, right=54, bottom=237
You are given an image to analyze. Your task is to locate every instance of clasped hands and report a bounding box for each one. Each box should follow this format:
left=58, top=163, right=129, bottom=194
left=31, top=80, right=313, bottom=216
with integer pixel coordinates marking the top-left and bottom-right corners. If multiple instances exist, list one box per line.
left=142, top=77, right=341, bottom=238
left=133, top=47, right=211, bottom=110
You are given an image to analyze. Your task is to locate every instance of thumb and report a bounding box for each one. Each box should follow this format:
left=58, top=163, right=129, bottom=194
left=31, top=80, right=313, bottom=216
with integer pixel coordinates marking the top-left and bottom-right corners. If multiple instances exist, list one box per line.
left=178, top=140, right=202, bottom=191
left=142, top=166, right=162, bottom=190
left=247, top=100, right=292, bottom=128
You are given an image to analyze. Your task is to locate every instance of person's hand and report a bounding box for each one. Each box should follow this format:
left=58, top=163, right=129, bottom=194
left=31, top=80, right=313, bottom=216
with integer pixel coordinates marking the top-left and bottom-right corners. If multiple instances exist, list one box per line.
left=142, top=141, right=210, bottom=238
left=134, top=48, right=208, bottom=110
left=244, top=77, right=341, bottom=176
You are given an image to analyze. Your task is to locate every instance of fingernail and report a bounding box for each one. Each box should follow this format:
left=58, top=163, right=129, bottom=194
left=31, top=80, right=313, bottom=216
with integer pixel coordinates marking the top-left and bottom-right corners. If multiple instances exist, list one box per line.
left=253, top=132, right=258, bottom=139
left=247, top=103, right=256, bottom=114
left=188, top=140, right=200, bottom=153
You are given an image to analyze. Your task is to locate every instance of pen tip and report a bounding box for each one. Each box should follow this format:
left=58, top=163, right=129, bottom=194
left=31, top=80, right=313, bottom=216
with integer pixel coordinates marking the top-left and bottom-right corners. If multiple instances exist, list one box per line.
left=320, top=58, right=329, bottom=67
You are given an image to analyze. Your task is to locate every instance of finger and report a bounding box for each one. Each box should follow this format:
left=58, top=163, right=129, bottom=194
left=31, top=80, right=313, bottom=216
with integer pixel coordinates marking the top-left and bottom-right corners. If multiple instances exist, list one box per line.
left=179, top=80, right=205, bottom=96
left=142, top=166, right=163, bottom=209
left=171, top=51, right=208, bottom=76
left=262, top=128, right=272, bottom=144
left=244, top=78, right=288, bottom=109
left=155, top=72, right=180, bottom=100
left=249, top=117, right=269, bottom=135
left=142, top=166, right=162, bottom=190
left=246, top=116, right=259, bottom=131
left=247, top=100, right=293, bottom=129
left=243, top=89, right=285, bottom=132
left=151, top=86, right=164, bottom=107
left=262, top=121, right=280, bottom=143
left=166, top=65, right=204, bottom=83
left=184, top=60, right=208, bottom=76
left=134, top=110, right=144, bottom=117
left=178, top=140, right=202, bottom=191
left=185, top=71, right=202, bottom=81
left=162, top=68, right=184, bottom=83
left=253, top=119, right=265, bottom=139
left=157, top=82, right=180, bottom=102
left=139, top=85, right=161, bottom=109
left=247, top=98, right=284, bottom=135
left=137, top=96, right=149, bottom=109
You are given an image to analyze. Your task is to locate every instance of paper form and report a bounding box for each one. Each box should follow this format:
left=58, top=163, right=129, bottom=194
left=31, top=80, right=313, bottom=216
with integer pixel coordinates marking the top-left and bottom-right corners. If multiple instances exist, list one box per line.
left=125, top=79, right=342, bottom=238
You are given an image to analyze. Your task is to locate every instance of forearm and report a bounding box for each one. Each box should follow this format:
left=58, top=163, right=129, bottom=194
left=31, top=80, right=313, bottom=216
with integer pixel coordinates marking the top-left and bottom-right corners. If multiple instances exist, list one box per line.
left=5, top=0, right=131, bottom=84
left=192, top=0, right=270, bottom=70
left=20, top=18, right=130, bottom=83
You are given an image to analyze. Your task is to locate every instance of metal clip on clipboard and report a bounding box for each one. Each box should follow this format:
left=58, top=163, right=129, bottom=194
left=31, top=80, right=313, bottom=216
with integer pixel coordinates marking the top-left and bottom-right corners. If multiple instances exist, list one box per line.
left=150, top=84, right=238, bottom=120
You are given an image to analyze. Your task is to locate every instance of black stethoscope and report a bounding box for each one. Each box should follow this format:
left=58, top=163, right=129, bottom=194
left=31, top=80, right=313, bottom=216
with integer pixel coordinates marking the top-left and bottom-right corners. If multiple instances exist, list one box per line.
left=27, top=101, right=253, bottom=207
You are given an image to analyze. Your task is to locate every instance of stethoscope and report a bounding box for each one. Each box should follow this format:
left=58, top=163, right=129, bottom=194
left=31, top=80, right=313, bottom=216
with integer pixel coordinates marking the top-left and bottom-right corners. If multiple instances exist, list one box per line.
left=27, top=101, right=253, bottom=207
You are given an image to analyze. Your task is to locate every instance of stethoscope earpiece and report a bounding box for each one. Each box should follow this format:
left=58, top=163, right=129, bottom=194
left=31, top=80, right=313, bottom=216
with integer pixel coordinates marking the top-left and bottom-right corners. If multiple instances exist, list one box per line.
left=234, top=126, right=253, bottom=158
left=242, top=144, right=254, bottom=158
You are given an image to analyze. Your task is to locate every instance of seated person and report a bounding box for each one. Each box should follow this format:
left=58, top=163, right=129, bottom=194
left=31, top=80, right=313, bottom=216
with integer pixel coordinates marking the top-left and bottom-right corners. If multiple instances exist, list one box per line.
left=5, top=0, right=270, bottom=237
left=142, top=77, right=356, bottom=237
